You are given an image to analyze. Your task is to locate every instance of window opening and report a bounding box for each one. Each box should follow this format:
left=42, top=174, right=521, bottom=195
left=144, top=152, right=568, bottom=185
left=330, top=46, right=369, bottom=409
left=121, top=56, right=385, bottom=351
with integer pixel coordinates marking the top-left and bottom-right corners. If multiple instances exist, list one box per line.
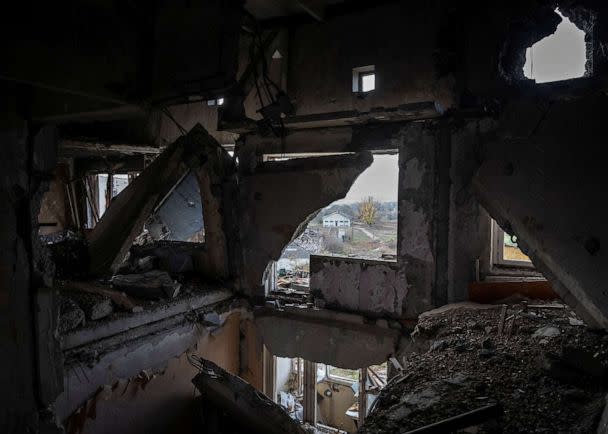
left=359, top=72, right=375, bottom=92
left=492, top=220, right=533, bottom=268
left=523, top=9, right=587, bottom=83
left=85, top=172, right=138, bottom=228
left=274, top=154, right=398, bottom=292
left=207, top=97, right=225, bottom=106
left=276, top=361, right=388, bottom=433
left=352, top=65, right=375, bottom=93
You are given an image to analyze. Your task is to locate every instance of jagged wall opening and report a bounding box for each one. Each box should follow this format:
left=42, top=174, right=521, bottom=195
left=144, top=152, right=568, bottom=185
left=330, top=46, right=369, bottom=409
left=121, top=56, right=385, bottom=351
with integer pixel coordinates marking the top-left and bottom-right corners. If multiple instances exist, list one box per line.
left=500, top=3, right=595, bottom=83
left=523, top=9, right=587, bottom=83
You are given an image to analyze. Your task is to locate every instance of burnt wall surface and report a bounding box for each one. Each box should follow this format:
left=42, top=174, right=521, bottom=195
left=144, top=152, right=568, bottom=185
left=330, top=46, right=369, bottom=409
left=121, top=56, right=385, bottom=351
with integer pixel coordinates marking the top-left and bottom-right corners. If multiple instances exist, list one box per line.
left=474, top=94, right=608, bottom=328
left=280, top=0, right=608, bottom=119
left=1, top=123, right=59, bottom=432
left=287, top=2, right=448, bottom=115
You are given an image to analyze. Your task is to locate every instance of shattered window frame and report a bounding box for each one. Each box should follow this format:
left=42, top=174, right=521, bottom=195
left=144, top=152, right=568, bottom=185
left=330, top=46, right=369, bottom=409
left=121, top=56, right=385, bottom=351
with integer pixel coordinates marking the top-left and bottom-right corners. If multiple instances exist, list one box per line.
left=325, top=365, right=360, bottom=385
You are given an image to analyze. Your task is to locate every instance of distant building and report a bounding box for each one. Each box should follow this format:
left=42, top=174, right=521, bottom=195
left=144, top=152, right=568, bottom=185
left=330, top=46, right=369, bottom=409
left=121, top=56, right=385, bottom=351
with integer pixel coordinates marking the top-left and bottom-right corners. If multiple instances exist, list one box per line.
left=323, top=213, right=351, bottom=228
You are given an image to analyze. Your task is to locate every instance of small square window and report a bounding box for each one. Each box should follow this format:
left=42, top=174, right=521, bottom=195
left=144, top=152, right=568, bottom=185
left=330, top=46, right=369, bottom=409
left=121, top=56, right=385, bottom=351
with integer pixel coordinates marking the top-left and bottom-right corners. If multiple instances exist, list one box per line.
left=352, top=65, right=375, bottom=93
left=492, top=220, right=533, bottom=268
left=207, top=97, right=224, bottom=107
left=360, top=72, right=375, bottom=92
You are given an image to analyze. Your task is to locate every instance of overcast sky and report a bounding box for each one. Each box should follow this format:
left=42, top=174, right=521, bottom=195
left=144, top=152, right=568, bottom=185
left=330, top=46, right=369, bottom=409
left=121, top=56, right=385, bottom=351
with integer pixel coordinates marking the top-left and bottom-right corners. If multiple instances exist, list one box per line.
left=335, top=154, right=399, bottom=204
left=524, top=9, right=586, bottom=83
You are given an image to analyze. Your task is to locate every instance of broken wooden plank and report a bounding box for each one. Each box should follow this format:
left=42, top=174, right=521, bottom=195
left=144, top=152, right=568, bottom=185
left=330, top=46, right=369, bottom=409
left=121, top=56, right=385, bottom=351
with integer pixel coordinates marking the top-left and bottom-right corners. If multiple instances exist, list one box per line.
left=404, top=404, right=502, bottom=434
left=62, top=280, right=142, bottom=313
left=497, top=304, right=507, bottom=336
left=192, top=358, right=306, bottom=434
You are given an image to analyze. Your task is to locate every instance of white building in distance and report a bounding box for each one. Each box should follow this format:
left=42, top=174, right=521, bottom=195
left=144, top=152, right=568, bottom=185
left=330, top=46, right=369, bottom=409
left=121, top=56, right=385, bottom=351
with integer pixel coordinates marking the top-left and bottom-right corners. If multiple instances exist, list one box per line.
left=322, top=212, right=351, bottom=228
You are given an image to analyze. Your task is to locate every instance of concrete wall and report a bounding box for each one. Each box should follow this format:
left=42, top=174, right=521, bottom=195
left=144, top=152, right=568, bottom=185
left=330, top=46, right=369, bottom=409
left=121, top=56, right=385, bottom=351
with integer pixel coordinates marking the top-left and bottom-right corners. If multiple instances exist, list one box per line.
left=61, top=312, right=241, bottom=434
left=287, top=2, right=450, bottom=116
left=38, top=163, right=69, bottom=236
left=310, top=255, right=404, bottom=318
left=0, top=123, right=59, bottom=433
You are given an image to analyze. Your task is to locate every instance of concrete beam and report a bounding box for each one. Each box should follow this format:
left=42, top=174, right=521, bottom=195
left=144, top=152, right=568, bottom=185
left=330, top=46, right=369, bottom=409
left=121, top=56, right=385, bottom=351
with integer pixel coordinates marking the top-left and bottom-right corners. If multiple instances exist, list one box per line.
left=254, top=306, right=400, bottom=368
left=473, top=94, right=608, bottom=328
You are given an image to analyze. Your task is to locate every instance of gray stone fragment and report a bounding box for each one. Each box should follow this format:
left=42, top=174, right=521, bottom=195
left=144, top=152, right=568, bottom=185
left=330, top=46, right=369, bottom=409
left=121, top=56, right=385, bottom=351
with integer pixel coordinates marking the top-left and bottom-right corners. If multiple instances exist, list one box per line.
left=111, top=270, right=181, bottom=299
left=533, top=325, right=561, bottom=339
left=67, top=291, right=113, bottom=320
left=58, top=296, right=85, bottom=333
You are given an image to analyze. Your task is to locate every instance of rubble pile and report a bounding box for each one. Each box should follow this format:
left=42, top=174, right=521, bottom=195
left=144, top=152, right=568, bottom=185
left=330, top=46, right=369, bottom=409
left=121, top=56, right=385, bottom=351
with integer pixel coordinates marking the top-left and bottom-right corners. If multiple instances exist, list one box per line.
left=361, top=301, right=608, bottom=433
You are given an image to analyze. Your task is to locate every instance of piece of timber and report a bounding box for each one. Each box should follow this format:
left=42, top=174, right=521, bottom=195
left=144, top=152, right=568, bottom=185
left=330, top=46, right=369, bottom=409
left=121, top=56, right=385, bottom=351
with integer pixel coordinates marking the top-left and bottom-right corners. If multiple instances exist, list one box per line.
left=192, top=358, right=306, bottom=434
left=87, top=124, right=219, bottom=275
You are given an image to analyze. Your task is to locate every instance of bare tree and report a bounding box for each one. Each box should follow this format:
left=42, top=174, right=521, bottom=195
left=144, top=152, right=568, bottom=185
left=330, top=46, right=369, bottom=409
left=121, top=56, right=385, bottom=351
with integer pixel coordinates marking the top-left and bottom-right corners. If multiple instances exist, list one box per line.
left=358, top=196, right=378, bottom=226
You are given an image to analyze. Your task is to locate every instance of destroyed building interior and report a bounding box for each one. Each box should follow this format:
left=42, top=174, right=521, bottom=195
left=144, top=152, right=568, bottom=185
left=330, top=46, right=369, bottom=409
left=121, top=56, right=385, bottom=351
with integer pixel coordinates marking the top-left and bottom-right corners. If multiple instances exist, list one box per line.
left=3, top=1, right=608, bottom=433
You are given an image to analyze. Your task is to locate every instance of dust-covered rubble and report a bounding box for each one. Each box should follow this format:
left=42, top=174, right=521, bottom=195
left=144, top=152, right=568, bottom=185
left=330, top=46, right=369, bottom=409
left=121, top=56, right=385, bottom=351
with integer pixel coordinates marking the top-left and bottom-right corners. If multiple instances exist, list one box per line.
left=360, top=301, right=608, bottom=433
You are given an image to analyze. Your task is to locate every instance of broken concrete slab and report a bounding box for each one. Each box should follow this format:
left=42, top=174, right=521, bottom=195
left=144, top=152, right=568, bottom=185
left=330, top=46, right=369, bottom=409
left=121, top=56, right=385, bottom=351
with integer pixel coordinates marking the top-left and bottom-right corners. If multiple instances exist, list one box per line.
left=87, top=124, right=223, bottom=276
left=192, top=357, right=306, bottom=434
left=473, top=95, right=608, bottom=328
left=254, top=306, right=399, bottom=369
left=60, top=287, right=233, bottom=350
left=111, top=270, right=181, bottom=299
left=65, top=290, right=113, bottom=321
left=58, top=296, right=85, bottom=333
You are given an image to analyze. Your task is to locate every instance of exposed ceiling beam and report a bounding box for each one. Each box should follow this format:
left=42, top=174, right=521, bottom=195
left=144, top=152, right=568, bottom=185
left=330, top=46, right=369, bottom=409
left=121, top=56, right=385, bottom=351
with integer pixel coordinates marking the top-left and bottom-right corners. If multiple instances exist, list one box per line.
left=295, top=0, right=325, bottom=21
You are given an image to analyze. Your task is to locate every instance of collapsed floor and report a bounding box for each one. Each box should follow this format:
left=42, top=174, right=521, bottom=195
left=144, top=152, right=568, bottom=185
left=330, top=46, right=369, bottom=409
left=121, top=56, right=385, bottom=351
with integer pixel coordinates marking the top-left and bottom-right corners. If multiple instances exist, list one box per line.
left=361, top=301, right=608, bottom=433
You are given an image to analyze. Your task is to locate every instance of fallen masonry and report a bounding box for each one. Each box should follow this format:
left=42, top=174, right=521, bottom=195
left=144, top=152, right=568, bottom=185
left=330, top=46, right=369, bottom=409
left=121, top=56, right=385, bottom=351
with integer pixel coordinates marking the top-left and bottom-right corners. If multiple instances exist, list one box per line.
left=360, top=301, right=608, bottom=433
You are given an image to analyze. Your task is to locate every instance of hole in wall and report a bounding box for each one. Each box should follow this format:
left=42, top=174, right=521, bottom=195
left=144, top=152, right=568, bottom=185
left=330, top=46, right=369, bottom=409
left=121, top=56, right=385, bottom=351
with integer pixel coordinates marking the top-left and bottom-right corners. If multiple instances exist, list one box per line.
left=273, top=154, right=398, bottom=291
left=523, top=8, right=587, bottom=83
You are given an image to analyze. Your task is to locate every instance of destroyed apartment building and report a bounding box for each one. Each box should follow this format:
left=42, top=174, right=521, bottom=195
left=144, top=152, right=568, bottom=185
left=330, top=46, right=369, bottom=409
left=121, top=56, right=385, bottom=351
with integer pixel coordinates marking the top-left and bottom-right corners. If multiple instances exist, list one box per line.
left=3, top=1, right=608, bottom=433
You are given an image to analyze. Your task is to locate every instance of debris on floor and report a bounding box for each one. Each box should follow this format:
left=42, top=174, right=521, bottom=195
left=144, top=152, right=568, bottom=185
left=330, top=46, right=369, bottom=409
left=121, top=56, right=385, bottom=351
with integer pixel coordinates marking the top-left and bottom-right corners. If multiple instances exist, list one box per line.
left=111, top=270, right=181, bottom=299
left=360, top=301, right=608, bottom=433
left=58, top=296, right=86, bottom=333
